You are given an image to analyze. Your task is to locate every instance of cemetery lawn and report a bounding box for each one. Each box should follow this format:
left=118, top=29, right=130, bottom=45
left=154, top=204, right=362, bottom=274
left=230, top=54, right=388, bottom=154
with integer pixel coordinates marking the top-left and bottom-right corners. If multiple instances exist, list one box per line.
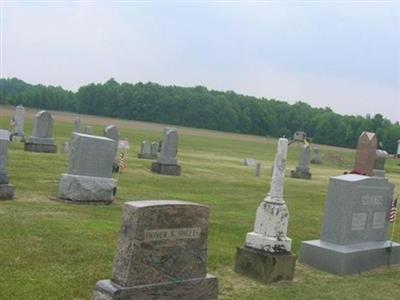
left=1, top=107, right=400, bottom=300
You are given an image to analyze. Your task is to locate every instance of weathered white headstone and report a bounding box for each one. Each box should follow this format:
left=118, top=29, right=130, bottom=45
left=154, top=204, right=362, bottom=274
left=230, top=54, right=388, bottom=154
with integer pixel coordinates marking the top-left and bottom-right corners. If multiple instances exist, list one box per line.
left=234, top=138, right=296, bottom=283
left=93, top=200, right=218, bottom=300
left=24, top=110, right=57, bottom=153
left=58, top=133, right=117, bottom=203
left=151, top=128, right=181, bottom=175
left=0, top=130, right=15, bottom=200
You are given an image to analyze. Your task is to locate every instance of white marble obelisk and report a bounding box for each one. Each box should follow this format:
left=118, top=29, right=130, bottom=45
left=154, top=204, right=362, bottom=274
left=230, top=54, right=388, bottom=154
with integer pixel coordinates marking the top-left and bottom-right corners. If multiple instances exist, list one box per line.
left=245, top=138, right=292, bottom=253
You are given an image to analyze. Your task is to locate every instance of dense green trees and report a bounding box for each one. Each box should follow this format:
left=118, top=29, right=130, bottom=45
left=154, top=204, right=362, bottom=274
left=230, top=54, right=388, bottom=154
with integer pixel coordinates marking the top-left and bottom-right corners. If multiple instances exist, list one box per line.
left=1, top=77, right=399, bottom=153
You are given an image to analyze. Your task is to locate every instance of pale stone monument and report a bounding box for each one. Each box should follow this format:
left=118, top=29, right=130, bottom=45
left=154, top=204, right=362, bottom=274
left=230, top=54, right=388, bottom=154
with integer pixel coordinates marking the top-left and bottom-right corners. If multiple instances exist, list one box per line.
left=138, top=141, right=158, bottom=160
left=10, top=105, right=25, bottom=141
left=24, top=110, right=57, bottom=153
left=74, top=117, right=81, bottom=132
left=151, top=128, right=181, bottom=176
left=0, top=130, right=15, bottom=200
left=300, top=133, right=400, bottom=275
left=352, top=131, right=377, bottom=176
left=58, top=133, right=117, bottom=204
left=290, top=144, right=312, bottom=179
left=234, top=138, right=296, bottom=283
left=93, top=200, right=219, bottom=299
left=310, top=147, right=322, bottom=164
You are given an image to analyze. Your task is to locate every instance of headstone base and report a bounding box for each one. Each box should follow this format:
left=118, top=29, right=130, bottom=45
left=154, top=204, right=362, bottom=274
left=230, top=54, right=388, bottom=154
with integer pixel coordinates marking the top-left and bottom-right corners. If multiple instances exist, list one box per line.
left=151, top=162, right=181, bottom=176
left=93, top=275, right=218, bottom=300
left=299, top=240, right=400, bottom=275
left=58, top=174, right=116, bottom=204
left=0, top=184, right=15, bottom=200
left=234, top=246, right=297, bottom=283
left=24, top=142, right=57, bottom=153
left=137, top=153, right=158, bottom=160
left=290, top=169, right=312, bottom=180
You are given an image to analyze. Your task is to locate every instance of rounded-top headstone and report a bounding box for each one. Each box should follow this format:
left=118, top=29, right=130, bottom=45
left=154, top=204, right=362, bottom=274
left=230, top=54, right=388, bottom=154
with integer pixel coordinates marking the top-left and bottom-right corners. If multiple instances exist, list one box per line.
left=353, top=132, right=378, bottom=176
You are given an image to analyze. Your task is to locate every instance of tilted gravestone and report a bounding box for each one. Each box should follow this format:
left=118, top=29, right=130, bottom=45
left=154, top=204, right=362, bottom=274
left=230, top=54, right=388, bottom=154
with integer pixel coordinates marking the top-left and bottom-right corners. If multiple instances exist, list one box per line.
left=10, top=105, right=25, bottom=141
left=24, top=110, right=57, bottom=153
left=290, top=144, right=312, bottom=179
left=300, top=132, right=400, bottom=275
left=151, top=128, right=181, bottom=176
left=235, top=138, right=296, bottom=283
left=352, top=131, right=377, bottom=176
left=58, top=133, right=117, bottom=204
left=93, top=200, right=218, bottom=300
left=0, top=130, right=15, bottom=200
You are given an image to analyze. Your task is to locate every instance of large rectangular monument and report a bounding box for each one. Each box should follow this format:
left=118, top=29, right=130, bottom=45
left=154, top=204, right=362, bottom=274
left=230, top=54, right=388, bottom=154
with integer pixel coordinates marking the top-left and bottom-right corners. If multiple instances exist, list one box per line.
left=151, top=128, right=181, bottom=176
left=93, top=200, right=218, bottom=299
left=234, top=138, right=297, bottom=283
left=0, top=130, right=15, bottom=200
left=300, top=132, right=400, bottom=275
left=24, top=110, right=57, bottom=153
left=58, top=133, right=117, bottom=204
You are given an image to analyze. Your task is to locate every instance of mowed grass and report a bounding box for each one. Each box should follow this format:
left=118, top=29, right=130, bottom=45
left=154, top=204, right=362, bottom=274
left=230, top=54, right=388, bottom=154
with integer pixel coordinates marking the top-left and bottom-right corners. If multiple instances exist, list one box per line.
left=1, top=110, right=400, bottom=299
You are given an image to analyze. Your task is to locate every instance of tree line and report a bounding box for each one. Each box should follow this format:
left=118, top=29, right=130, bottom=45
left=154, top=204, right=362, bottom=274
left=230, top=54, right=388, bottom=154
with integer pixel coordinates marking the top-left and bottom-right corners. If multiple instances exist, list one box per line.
left=1, top=77, right=399, bottom=153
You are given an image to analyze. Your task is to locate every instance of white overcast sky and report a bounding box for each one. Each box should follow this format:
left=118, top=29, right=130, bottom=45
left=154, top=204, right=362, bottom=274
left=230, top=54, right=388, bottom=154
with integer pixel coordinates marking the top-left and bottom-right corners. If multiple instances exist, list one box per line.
left=1, top=1, right=399, bottom=122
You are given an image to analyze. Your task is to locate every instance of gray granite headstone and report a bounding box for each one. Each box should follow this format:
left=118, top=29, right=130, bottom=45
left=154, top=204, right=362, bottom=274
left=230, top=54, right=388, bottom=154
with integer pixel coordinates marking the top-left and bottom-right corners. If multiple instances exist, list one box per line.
left=151, top=128, right=181, bottom=175
left=10, top=105, right=25, bottom=140
left=104, top=125, right=119, bottom=144
left=93, top=200, right=218, bottom=300
left=24, top=110, right=57, bottom=153
left=58, top=133, right=117, bottom=203
left=291, top=144, right=312, bottom=179
left=300, top=174, right=400, bottom=275
left=0, top=130, right=15, bottom=200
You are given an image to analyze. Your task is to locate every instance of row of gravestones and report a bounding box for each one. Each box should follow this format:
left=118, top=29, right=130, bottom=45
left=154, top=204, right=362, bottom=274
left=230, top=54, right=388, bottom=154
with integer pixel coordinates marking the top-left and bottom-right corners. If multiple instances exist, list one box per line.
left=4, top=106, right=400, bottom=298
left=95, top=131, right=399, bottom=299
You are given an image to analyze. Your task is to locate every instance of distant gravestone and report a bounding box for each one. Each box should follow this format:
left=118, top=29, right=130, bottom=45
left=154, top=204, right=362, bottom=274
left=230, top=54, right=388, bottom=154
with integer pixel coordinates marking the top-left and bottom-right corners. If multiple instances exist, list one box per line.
left=0, top=130, right=15, bottom=200
left=373, top=150, right=388, bottom=178
left=10, top=105, right=25, bottom=141
left=104, top=125, right=119, bottom=145
left=243, top=158, right=257, bottom=167
left=74, top=117, right=81, bottom=132
left=151, top=141, right=159, bottom=157
left=352, top=132, right=377, bottom=176
left=290, top=144, right=312, bottom=179
left=58, top=133, right=117, bottom=203
left=118, top=139, right=130, bottom=151
left=24, top=110, right=57, bottom=153
left=151, top=128, right=181, bottom=176
left=293, top=131, right=307, bottom=142
left=255, top=163, right=261, bottom=177
left=93, top=200, right=218, bottom=300
left=300, top=174, right=400, bottom=275
left=310, top=147, right=322, bottom=164
left=396, top=140, right=400, bottom=159
left=83, top=125, right=93, bottom=135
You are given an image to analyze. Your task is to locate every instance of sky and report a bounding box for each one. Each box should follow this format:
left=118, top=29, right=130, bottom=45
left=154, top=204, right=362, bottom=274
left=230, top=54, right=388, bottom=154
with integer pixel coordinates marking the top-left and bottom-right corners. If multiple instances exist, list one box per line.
left=1, top=1, right=399, bottom=122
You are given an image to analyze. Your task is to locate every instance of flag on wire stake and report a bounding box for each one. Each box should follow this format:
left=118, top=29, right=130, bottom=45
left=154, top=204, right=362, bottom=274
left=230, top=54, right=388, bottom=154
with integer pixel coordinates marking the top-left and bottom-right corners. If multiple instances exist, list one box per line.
left=390, top=198, right=398, bottom=223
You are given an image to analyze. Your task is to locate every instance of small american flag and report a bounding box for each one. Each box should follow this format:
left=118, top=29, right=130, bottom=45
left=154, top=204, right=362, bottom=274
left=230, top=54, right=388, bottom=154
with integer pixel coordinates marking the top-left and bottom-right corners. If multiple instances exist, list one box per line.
left=389, top=198, right=398, bottom=223
left=118, top=152, right=126, bottom=174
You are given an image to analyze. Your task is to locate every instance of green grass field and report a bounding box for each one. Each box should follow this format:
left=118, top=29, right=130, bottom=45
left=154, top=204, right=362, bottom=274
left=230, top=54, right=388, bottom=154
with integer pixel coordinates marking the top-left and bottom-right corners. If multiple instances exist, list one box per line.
left=1, top=109, right=400, bottom=300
